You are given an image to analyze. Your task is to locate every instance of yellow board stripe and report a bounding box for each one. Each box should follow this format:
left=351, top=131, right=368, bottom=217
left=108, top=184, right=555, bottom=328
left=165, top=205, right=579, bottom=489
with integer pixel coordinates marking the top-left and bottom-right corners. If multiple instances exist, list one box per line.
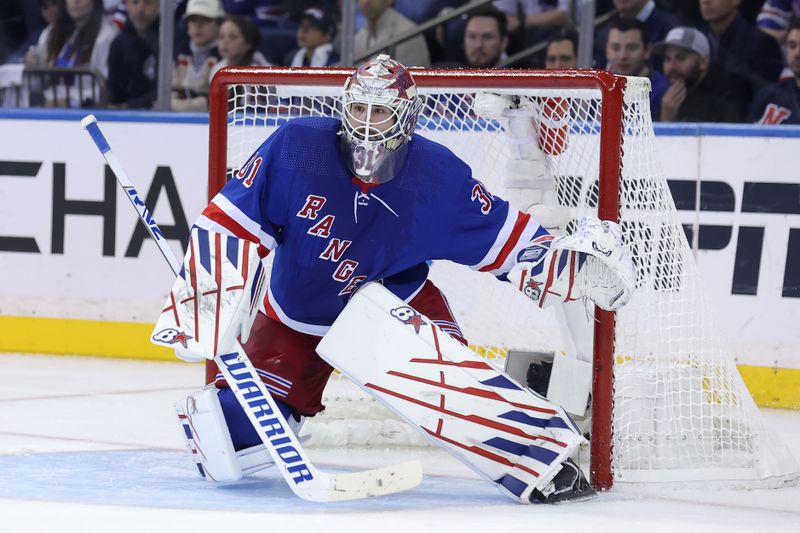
left=737, top=365, right=800, bottom=410
left=1, top=316, right=798, bottom=409
left=0, top=316, right=174, bottom=361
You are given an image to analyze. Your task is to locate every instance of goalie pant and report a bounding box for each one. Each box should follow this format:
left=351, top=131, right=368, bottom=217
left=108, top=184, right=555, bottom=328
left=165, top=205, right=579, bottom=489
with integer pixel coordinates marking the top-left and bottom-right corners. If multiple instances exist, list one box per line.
left=211, top=280, right=466, bottom=449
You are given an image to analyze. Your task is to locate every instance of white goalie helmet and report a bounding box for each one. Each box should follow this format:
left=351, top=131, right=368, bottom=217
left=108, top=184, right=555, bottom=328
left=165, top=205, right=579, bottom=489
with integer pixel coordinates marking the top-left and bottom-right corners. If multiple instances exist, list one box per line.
left=340, top=54, right=423, bottom=185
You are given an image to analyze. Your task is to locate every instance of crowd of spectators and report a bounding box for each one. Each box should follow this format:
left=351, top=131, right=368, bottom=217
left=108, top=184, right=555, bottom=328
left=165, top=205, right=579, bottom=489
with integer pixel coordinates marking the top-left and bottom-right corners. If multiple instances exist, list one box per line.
left=0, top=0, right=798, bottom=123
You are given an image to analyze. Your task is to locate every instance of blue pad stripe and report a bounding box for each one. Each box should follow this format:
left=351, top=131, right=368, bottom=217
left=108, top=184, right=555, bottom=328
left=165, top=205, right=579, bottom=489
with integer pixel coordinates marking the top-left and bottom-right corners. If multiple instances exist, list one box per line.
left=498, top=410, right=569, bottom=430
left=495, top=473, right=528, bottom=498
left=226, top=235, right=239, bottom=269
left=250, top=261, right=264, bottom=303
left=522, top=444, right=560, bottom=465
left=480, top=374, right=522, bottom=390
left=196, top=228, right=212, bottom=275
left=483, top=436, right=526, bottom=455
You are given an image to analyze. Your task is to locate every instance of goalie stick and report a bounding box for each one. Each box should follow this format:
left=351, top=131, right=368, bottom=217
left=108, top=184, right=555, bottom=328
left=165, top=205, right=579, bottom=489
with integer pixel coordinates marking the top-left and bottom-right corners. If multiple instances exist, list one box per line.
left=80, top=114, right=423, bottom=502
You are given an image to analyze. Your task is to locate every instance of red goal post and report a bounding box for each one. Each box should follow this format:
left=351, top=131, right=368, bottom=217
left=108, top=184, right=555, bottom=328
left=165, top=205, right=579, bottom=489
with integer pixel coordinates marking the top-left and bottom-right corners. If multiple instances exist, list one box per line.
left=206, top=67, right=798, bottom=491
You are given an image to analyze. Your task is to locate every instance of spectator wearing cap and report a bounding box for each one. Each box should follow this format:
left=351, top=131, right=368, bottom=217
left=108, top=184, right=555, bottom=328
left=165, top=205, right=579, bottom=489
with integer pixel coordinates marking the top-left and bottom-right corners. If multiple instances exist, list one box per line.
left=285, top=7, right=339, bottom=66
left=107, top=0, right=160, bottom=109
left=355, top=0, right=431, bottom=68
left=605, top=18, right=669, bottom=119
left=655, top=26, right=742, bottom=122
left=544, top=28, right=578, bottom=68
left=749, top=17, right=800, bottom=123
left=594, top=0, right=680, bottom=68
left=172, top=0, right=223, bottom=111
left=700, top=0, right=783, bottom=94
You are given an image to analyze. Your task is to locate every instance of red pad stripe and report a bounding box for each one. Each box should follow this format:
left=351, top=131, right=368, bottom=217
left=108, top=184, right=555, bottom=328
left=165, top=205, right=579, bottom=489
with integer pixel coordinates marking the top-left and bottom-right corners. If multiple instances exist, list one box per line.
left=163, top=291, right=182, bottom=326
left=539, top=249, right=559, bottom=308
left=386, top=370, right=557, bottom=415
left=188, top=245, right=199, bottom=343
left=241, top=240, right=250, bottom=281
left=425, top=427, right=541, bottom=478
left=564, top=251, right=577, bottom=302
left=366, top=382, right=566, bottom=447
left=424, top=427, right=514, bottom=468
left=408, top=358, right=493, bottom=369
left=213, top=233, right=223, bottom=355
left=479, top=211, right=531, bottom=273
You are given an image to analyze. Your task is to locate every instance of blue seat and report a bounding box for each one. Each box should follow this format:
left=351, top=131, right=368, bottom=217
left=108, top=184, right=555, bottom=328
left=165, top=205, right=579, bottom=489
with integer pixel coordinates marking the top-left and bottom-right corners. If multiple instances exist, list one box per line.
left=259, top=26, right=298, bottom=66
left=394, top=0, right=461, bottom=24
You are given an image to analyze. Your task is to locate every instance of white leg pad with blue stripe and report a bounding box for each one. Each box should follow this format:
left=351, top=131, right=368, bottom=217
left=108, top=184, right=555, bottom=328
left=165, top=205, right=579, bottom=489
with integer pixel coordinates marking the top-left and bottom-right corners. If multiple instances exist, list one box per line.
left=317, top=282, right=587, bottom=504
left=175, top=386, right=275, bottom=482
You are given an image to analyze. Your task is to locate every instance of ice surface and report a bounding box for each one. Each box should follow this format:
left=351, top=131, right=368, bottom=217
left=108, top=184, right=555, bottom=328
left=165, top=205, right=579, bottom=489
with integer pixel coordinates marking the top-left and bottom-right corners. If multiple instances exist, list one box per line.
left=1, top=354, right=799, bottom=533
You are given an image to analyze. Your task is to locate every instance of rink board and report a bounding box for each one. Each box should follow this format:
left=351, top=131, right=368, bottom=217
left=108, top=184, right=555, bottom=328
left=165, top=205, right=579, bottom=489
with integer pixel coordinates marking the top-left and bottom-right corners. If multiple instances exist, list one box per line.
left=0, top=110, right=798, bottom=407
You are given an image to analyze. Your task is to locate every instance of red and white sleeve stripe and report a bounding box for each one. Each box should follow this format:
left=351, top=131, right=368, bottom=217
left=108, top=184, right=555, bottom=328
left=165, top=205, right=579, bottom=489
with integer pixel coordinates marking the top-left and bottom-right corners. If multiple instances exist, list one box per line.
left=195, top=193, right=278, bottom=256
left=471, top=210, right=543, bottom=276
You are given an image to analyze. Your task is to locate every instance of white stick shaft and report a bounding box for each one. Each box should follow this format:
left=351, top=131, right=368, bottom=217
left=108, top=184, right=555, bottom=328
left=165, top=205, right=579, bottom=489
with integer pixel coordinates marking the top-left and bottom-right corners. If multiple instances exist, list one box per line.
left=81, top=114, right=181, bottom=276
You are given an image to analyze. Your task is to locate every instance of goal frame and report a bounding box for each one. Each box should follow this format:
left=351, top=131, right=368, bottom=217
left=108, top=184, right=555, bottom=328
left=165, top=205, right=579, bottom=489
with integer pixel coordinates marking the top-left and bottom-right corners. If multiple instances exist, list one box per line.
left=207, top=66, right=630, bottom=490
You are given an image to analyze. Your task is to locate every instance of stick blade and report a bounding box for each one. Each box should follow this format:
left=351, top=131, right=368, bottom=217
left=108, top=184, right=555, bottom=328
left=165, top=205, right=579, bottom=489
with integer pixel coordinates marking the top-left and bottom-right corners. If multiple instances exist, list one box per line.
left=323, top=460, right=423, bottom=502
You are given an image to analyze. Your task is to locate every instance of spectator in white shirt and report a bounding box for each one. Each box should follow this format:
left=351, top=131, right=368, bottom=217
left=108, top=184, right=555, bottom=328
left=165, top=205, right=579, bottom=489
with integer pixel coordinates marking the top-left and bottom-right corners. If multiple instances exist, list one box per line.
left=355, top=0, right=430, bottom=67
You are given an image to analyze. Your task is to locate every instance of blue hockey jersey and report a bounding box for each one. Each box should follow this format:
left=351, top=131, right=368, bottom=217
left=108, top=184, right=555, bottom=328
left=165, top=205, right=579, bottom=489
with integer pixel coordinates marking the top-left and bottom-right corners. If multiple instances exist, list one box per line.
left=197, top=117, right=546, bottom=336
left=749, top=78, right=800, bottom=125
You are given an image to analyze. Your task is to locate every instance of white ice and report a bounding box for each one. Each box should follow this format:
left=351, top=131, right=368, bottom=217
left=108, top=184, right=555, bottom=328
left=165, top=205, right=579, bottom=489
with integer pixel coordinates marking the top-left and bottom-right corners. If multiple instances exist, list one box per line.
left=1, top=354, right=799, bottom=533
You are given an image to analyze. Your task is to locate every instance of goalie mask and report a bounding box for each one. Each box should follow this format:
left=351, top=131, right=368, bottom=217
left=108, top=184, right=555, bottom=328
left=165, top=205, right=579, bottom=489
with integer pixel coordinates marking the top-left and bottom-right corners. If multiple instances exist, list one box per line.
left=340, top=54, right=422, bottom=185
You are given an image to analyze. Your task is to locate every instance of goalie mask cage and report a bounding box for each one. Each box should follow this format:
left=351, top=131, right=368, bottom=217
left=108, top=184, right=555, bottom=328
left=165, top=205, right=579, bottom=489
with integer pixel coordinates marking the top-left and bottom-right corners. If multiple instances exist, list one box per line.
left=208, top=67, right=798, bottom=491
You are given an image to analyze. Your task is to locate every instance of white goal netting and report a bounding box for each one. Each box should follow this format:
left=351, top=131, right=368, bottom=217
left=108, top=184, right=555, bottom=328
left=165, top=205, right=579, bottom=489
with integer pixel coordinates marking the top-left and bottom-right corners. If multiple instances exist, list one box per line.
left=212, top=69, right=798, bottom=488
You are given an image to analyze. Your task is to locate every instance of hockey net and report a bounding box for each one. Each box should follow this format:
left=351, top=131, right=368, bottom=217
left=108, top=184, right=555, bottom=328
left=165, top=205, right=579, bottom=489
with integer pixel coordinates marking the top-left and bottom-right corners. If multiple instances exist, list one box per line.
left=208, top=67, right=798, bottom=489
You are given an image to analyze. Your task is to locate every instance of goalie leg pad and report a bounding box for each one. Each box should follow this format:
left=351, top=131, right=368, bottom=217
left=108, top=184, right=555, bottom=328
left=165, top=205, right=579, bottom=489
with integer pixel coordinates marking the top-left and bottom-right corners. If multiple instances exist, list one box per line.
left=175, top=386, right=246, bottom=482
left=317, top=282, right=588, bottom=504
left=175, top=386, right=305, bottom=482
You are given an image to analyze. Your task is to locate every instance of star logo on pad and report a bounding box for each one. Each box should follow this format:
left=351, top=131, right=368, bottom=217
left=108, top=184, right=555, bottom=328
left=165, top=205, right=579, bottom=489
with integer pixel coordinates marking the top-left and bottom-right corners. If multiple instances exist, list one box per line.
left=390, top=306, right=427, bottom=334
left=524, top=278, right=542, bottom=301
left=152, top=328, right=193, bottom=349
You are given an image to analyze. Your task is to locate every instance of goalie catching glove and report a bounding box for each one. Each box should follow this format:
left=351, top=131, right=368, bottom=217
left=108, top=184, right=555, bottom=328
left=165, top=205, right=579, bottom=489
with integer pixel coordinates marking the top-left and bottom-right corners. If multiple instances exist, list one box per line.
left=150, top=228, right=267, bottom=362
left=508, top=216, right=635, bottom=311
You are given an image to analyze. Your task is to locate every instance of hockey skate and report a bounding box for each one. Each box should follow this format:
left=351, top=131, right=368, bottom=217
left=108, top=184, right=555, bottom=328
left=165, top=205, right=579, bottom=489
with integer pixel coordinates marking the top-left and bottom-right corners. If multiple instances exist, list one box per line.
left=529, top=459, right=597, bottom=504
